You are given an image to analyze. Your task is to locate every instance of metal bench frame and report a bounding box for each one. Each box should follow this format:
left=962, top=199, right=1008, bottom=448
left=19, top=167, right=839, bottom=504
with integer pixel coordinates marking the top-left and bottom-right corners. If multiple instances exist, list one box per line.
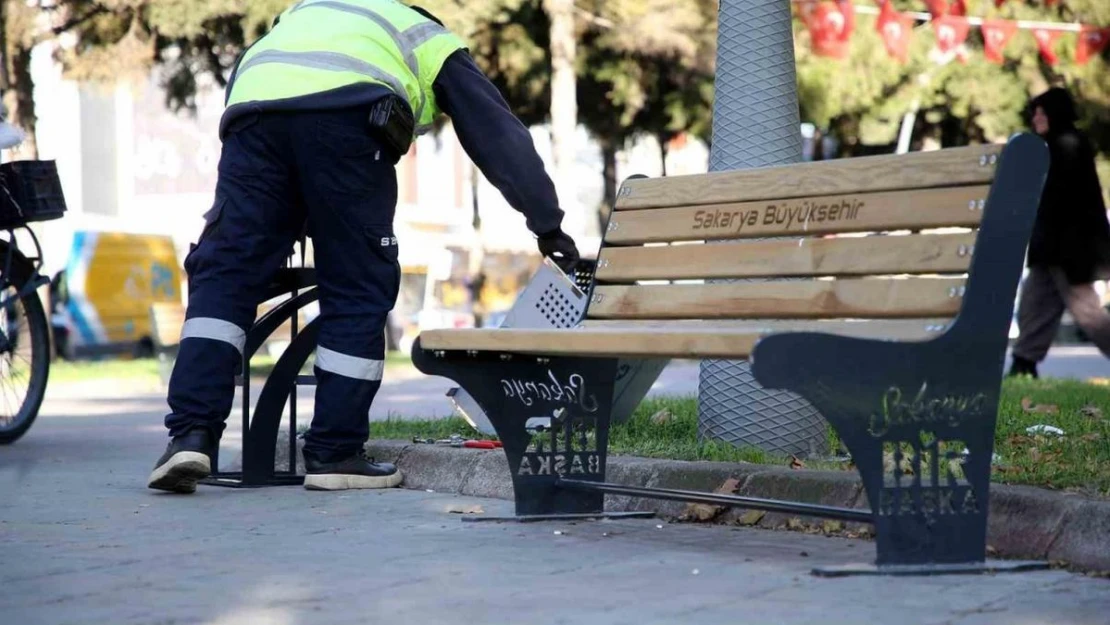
left=410, top=134, right=1052, bottom=575
left=203, top=265, right=319, bottom=488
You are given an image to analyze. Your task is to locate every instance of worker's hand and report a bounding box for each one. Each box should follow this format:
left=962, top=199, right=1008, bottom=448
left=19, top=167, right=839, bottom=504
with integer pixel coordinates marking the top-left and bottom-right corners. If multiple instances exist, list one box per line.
left=537, top=227, right=580, bottom=274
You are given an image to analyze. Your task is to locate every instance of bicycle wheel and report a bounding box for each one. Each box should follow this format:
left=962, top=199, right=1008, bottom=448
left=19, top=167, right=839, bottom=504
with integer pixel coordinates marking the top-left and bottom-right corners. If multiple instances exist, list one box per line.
left=0, top=249, right=50, bottom=444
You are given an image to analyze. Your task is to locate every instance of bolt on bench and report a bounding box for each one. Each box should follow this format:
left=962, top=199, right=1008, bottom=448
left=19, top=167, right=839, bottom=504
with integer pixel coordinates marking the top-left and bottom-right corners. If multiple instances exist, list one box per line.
left=412, top=134, right=1050, bottom=575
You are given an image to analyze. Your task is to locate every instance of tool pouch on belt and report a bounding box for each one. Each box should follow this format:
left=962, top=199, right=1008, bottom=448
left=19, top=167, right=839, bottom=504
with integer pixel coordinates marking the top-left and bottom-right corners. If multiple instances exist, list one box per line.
left=368, top=95, right=414, bottom=162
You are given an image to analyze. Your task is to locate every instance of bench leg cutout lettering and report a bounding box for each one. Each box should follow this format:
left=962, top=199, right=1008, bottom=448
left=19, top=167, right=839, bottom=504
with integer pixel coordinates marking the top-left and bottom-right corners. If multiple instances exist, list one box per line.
left=413, top=343, right=637, bottom=519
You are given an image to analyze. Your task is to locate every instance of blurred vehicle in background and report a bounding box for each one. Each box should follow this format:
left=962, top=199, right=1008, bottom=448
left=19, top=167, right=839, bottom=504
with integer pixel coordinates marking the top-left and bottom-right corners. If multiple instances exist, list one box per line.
left=51, top=231, right=182, bottom=359
left=392, top=263, right=474, bottom=355
left=388, top=249, right=539, bottom=353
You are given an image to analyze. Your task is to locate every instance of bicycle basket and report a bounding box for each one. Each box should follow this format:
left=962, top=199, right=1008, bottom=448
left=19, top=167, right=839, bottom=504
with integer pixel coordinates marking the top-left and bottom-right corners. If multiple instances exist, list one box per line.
left=0, top=160, right=67, bottom=230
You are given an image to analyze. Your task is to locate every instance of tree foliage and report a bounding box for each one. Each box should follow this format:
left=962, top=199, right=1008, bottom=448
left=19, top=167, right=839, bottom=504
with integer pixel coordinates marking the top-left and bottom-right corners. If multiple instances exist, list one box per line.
left=5, top=0, right=1106, bottom=190
left=795, top=0, right=1110, bottom=162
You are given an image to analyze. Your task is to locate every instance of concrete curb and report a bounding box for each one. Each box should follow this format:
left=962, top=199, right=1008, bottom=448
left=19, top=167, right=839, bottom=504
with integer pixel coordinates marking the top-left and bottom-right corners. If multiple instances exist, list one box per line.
left=361, top=441, right=1110, bottom=572
left=233, top=436, right=1109, bottom=571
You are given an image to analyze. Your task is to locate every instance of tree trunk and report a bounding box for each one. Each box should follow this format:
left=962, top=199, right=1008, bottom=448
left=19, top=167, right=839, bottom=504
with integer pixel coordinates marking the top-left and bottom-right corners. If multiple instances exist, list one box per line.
left=599, top=139, right=617, bottom=233
left=471, top=164, right=482, bottom=232
left=543, top=0, right=578, bottom=235
left=658, top=135, right=669, bottom=177
left=5, top=43, right=36, bottom=159
left=0, top=0, right=9, bottom=91
left=467, top=164, right=486, bottom=324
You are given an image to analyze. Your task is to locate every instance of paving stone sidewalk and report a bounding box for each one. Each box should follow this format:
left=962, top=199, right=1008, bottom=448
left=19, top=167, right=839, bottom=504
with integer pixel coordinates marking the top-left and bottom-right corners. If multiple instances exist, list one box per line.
left=1, top=398, right=1109, bottom=625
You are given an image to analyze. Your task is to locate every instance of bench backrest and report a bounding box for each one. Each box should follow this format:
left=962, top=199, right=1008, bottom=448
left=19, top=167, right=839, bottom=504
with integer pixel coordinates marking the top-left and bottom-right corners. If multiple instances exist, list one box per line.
left=585, top=144, right=1004, bottom=340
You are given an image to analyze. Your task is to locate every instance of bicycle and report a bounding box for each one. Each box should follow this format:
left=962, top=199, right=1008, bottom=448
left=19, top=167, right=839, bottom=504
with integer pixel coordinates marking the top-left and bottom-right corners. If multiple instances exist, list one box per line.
left=0, top=137, right=68, bottom=444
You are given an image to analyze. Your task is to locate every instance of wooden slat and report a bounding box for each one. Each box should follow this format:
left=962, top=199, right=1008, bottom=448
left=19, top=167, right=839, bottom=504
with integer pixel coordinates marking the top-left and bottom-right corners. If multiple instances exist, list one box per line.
left=596, top=232, right=977, bottom=282
left=580, top=319, right=953, bottom=332
left=605, top=186, right=988, bottom=245
left=586, top=278, right=965, bottom=320
left=419, top=321, right=945, bottom=359
left=615, top=144, right=1001, bottom=210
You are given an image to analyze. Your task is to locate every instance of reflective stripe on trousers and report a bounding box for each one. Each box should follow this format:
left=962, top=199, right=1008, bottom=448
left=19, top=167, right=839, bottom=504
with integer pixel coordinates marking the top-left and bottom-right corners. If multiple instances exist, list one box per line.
left=315, top=346, right=385, bottom=381
left=180, top=317, right=247, bottom=355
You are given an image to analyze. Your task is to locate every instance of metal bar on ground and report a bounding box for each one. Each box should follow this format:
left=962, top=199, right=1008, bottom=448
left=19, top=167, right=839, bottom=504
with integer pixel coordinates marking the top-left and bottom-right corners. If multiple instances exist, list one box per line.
left=557, top=479, right=872, bottom=524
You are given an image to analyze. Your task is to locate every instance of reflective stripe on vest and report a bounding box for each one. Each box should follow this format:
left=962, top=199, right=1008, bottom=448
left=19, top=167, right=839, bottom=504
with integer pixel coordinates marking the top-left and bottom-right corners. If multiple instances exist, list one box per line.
left=181, top=318, right=247, bottom=355
left=227, top=0, right=457, bottom=132
left=235, top=49, right=408, bottom=105
left=289, top=0, right=450, bottom=126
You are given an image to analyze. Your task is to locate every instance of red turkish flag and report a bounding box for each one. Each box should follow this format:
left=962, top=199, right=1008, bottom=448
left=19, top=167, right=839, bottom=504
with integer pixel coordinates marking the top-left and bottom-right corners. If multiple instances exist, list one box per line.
left=803, top=1, right=856, bottom=59
left=980, top=19, right=1018, bottom=64
left=994, top=0, right=1007, bottom=7
left=876, top=1, right=915, bottom=63
left=1077, top=26, right=1110, bottom=65
left=950, top=0, right=967, bottom=17
left=1033, top=29, right=1063, bottom=66
left=924, top=0, right=948, bottom=18
left=1044, top=0, right=1059, bottom=6
left=932, top=16, right=970, bottom=54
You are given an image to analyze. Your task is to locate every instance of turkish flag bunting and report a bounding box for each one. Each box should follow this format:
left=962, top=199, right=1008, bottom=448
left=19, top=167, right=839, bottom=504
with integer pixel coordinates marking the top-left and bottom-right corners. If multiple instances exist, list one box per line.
left=1077, top=26, right=1110, bottom=65
left=932, top=15, right=970, bottom=54
left=803, top=1, right=855, bottom=59
left=950, top=0, right=967, bottom=17
left=981, top=19, right=1018, bottom=64
left=1033, top=29, right=1063, bottom=66
left=876, top=1, right=915, bottom=63
left=994, top=0, right=1007, bottom=7
left=924, top=0, right=948, bottom=18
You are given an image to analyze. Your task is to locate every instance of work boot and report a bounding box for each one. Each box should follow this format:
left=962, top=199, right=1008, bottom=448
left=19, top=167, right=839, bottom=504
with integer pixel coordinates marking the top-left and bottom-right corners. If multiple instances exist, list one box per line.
left=303, top=450, right=403, bottom=491
left=1008, top=355, right=1039, bottom=379
left=147, top=427, right=216, bottom=494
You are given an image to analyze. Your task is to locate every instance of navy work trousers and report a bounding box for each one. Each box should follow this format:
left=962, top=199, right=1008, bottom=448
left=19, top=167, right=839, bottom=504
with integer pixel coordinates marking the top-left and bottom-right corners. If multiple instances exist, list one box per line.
left=165, top=107, right=400, bottom=464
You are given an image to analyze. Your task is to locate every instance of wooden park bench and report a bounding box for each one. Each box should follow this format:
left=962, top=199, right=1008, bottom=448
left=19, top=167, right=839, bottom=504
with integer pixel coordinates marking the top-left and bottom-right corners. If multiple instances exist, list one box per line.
left=411, top=133, right=1050, bottom=575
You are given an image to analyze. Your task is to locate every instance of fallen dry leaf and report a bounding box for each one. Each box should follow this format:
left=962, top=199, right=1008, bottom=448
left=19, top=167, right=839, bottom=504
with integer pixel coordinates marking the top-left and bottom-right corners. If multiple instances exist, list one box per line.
left=789, top=455, right=806, bottom=470
left=786, top=517, right=805, bottom=530
left=680, top=477, right=741, bottom=522
left=445, top=504, right=484, bottom=515
left=735, top=510, right=766, bottom=526
left=822, top=520, right=844, bottom=535
left=650, top=409, right=673, bottom=425
left=1081, top=405, right=1104, bottom=420
left=1081, top=432, right=1102, bottom=442
left=1021, top=397, right=1059, bottom=415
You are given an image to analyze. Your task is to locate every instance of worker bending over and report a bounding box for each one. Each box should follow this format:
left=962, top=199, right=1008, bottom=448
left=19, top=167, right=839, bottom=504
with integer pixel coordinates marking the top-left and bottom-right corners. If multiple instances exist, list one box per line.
left=148, top=0, right=579, bottom=493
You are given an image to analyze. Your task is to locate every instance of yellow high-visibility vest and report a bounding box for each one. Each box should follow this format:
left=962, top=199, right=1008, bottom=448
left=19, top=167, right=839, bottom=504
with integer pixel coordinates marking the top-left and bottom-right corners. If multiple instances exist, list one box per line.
left=226, top=0, right=467, bottom=135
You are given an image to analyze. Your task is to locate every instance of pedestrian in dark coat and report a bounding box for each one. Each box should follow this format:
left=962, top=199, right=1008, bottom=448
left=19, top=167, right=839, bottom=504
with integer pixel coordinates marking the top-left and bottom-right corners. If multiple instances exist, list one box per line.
left=1011, top=87, right=1110, bottom=378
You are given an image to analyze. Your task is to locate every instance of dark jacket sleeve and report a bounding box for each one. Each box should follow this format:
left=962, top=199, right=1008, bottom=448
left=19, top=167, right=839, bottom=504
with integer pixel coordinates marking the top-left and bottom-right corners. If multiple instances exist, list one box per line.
left=432, top=50, right=564, bottom=235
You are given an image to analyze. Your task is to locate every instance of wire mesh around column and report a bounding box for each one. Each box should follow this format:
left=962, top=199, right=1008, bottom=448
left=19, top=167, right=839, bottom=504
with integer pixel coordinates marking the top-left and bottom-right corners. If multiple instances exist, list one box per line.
left=697, top=0, right=828, bottom=457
